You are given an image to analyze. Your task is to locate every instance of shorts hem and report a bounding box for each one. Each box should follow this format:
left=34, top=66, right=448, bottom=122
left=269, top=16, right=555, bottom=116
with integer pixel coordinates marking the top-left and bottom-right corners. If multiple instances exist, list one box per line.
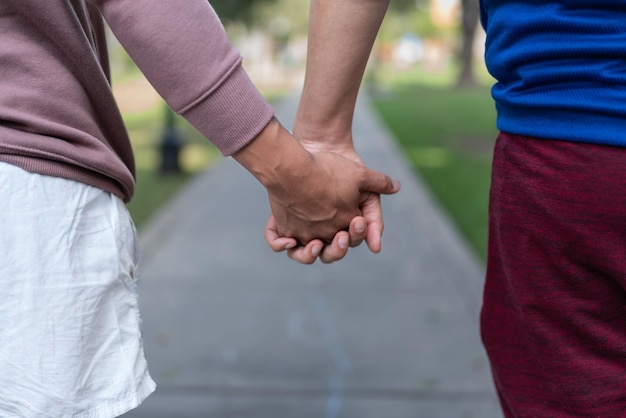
left=77, top=377, right=157, bottom=418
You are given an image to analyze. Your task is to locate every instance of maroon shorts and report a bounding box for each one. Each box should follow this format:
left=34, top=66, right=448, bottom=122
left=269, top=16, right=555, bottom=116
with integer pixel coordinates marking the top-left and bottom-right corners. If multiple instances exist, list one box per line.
left=481, top=133, right=626, bottom=417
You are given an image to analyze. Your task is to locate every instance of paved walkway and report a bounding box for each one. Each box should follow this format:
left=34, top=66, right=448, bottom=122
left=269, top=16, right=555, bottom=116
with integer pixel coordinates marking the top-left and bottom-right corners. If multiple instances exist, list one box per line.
left=123, top=92, right=502, bottom=418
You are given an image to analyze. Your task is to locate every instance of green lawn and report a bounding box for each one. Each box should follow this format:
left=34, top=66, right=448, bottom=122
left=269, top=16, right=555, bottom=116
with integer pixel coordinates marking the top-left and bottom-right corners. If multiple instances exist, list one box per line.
left=371, top=73, right=497, bottom=260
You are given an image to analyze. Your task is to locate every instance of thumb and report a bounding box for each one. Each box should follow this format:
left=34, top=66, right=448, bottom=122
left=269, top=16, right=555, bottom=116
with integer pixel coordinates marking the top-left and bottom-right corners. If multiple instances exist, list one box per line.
left=359, top=167, right=401, bottom=195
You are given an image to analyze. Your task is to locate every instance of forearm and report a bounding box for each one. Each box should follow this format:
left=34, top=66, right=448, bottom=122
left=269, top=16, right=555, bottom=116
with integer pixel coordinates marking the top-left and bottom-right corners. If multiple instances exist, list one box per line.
left=295, top=0, right=390, bottom=145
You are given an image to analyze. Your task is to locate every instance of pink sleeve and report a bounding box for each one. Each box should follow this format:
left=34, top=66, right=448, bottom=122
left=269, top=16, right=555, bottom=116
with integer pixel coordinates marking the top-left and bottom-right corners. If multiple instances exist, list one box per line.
left=91, top=0, right=275, bottom=155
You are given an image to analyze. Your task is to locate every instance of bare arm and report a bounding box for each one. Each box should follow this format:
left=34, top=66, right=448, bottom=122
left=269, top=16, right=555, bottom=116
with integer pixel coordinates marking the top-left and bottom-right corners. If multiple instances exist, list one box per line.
left=294, top=0, right=390, bottom=148
left=270, top=0, right=395, bottom=263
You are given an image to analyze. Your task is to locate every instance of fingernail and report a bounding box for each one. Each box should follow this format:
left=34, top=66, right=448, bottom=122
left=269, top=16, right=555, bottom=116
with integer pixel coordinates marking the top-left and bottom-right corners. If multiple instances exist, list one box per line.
left=339, top=235, right=349, bottom=248
left=285, top=242, right=296, bottom=249
left=311, top=245, right=322, bottom=257
left=392, top=179, right=401, bottom=191
left=355, top=221, right=366, bottom=233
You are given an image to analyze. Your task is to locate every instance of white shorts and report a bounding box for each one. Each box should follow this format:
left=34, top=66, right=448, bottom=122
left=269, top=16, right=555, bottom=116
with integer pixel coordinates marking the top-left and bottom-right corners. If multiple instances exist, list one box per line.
left=0, top=162, right=156, bottom=417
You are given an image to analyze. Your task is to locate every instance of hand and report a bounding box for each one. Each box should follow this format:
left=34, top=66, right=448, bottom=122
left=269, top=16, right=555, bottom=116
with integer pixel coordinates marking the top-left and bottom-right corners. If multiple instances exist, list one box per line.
left=264, top=137, right=400, bottom=264
left=264, top=215, right=369, bottom=264
left=266, top=148, right=399, bottom=245
left=233, top=119, right=399, bottom=264
left=298, top=139, right=391, bottom=253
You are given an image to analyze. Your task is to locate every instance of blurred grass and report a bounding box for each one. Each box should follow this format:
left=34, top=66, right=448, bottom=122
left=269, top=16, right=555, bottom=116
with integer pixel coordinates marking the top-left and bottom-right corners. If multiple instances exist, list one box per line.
left=370, top=65, right=497, bottom=259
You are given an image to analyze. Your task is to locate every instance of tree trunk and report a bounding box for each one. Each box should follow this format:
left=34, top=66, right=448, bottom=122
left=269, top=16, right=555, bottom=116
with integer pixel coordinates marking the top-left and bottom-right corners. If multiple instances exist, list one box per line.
left=456, top=0, right=480, bottom=88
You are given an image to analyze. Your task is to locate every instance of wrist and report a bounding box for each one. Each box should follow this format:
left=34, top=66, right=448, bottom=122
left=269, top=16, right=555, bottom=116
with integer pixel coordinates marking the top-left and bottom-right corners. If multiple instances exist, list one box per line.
left=294, top=111, right=353, bottom=141
left=292, top=123, right=358, bottom=162
left=233, top=118, right=313, bottom=191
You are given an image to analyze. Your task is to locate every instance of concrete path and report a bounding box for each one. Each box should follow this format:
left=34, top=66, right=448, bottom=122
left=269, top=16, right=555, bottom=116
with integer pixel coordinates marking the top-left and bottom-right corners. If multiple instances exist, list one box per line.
left=123, top=92, right=502, bottom=418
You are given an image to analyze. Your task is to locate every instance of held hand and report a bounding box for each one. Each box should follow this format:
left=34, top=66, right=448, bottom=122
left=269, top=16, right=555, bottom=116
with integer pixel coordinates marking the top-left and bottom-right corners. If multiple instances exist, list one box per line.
left=264, top=215, right=369, bottom=264
left=297, top=139, right=398, bottom=254
left=233, top=119, right=399, bottom=265
left=267, top=149, right=399, bottom=246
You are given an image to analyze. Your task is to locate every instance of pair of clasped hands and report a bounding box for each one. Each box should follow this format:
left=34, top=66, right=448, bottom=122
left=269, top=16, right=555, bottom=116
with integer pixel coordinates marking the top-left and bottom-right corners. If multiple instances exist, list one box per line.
left=234, top=117, right=401, bottom=265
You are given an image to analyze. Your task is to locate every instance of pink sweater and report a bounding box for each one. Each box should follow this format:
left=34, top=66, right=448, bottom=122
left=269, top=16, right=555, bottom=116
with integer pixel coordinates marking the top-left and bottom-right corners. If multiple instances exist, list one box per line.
left=0, top=0, right=275, bottom=202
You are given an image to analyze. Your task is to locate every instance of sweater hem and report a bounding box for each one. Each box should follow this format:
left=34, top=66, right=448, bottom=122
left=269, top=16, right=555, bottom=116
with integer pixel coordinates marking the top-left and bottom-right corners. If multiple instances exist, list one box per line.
left=497, top=105, right=626, bottom=148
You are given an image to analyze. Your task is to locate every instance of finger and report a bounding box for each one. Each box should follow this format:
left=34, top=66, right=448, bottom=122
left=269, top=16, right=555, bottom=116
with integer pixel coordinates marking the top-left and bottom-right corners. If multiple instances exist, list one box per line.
left=264, top=215, right=297, bottom=252
left=319, top=231, right=351, bottom=264
left=287, top=239, right=324, bottom=264
left=360, top=193, right=384, bottom=253
left=359, top=167, right=401, bottom=196
left=348, top=216, right=367, bottom=248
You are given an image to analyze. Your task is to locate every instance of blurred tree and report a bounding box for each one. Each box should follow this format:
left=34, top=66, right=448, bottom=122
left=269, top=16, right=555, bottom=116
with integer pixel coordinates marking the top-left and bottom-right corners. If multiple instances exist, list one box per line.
left=456, top=0, right=479, bottom=87
left=380, top=0, right=437, bottom=41
left=211, top=0, right=276, bottom=25
left=389, top=0, right=418, bottom=12
left=389, top=0, right=432, bottom=13
left=387, top=0, right=481, bottom=88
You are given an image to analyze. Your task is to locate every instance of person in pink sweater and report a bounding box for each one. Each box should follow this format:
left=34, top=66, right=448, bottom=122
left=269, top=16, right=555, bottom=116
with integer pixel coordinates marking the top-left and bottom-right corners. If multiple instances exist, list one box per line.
left=0, top=0, right=396, bottom=416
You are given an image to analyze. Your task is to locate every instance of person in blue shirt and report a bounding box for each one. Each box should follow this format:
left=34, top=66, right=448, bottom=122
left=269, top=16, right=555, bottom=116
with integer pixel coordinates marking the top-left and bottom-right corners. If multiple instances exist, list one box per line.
left=479, top=1, right=626, bottom=416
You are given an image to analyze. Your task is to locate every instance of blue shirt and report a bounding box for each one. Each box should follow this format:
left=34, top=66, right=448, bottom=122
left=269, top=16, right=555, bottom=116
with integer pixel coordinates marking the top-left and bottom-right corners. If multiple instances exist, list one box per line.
left=480, top=0, right=626, bottom=146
